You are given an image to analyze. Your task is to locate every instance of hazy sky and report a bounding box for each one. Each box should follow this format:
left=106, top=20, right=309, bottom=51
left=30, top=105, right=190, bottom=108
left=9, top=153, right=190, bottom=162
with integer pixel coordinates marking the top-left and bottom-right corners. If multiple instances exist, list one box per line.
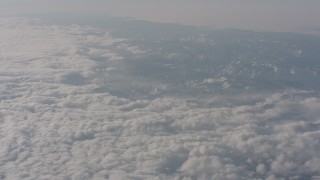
left=1, top=0, right=320, bottom=34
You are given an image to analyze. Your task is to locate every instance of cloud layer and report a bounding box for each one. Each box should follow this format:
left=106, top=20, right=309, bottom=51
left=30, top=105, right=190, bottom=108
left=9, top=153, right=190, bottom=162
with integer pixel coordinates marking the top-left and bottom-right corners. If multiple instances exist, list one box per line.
left=0, top=17, right=320, bottom=180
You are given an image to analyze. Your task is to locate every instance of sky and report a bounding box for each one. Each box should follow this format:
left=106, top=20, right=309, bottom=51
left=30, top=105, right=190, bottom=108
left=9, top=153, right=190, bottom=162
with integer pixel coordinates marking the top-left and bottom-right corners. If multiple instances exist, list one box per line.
left=1, top=0, right=320, bottom=34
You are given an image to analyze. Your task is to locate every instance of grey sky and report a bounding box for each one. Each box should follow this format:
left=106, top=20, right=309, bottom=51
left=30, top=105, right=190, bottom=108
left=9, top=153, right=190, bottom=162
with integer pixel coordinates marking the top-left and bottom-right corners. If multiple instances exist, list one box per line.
left=1, top=0, right=320, bottom=34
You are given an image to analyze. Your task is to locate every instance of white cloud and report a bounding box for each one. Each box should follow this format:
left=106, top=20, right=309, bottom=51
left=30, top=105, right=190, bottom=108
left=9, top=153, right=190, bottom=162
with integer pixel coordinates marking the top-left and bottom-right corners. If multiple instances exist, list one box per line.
left=0, top=16, right=319, bottom=180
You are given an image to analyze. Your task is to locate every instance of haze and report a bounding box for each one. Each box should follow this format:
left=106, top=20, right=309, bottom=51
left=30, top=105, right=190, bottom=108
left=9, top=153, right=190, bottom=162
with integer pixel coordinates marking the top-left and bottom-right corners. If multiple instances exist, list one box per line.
left=1, top=0, right=320, bottom=34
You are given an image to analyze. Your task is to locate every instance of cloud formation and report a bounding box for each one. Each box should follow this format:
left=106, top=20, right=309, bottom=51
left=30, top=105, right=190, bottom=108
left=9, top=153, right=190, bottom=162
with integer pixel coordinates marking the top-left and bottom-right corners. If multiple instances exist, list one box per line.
left=0, top=16, right=319, bottom=180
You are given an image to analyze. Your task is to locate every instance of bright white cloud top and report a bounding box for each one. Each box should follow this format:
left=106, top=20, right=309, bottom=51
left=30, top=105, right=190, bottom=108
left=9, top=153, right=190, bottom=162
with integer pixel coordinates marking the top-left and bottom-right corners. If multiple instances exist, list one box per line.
left=0, top=16, right=320, bottom=180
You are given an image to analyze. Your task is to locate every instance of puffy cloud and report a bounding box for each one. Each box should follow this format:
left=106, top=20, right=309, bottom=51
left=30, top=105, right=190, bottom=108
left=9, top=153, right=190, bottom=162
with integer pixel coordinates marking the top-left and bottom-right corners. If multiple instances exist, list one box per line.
left=0, top=16, right=320, bottom=180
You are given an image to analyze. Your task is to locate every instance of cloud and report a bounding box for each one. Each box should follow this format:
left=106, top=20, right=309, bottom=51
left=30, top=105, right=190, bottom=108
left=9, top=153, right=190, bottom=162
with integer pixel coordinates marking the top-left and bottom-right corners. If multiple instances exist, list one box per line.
left=0, top=16, right=320, bottom=180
